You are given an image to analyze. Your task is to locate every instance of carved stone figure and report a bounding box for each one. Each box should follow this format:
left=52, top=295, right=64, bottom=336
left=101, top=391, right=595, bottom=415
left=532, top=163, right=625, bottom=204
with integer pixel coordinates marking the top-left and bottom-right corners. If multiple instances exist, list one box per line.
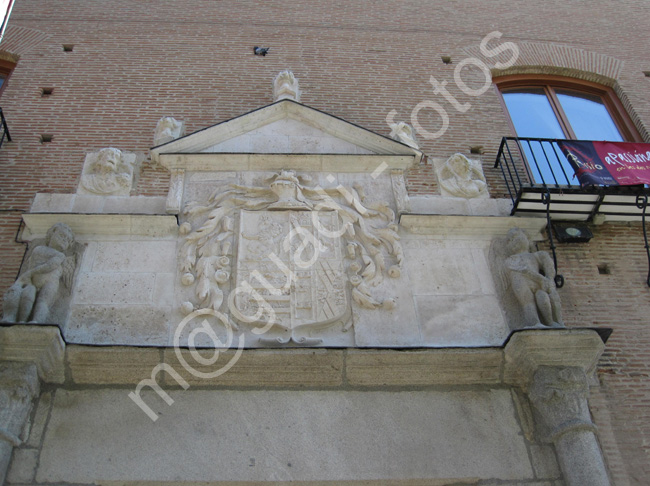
left=0, top=363, right=39, bottom=485
left=273, top=70, right=301, bottom=102
left=389, top=121, right=419, bottom=149
left=437, top=153, right=487, bottom=198
left=154, top=116, right=185, bottom=146
left=78, top=147, right=138, bottom=196
left=504, top=228, right=563, bottom=328
left=2, top=223, right=80, bottom=324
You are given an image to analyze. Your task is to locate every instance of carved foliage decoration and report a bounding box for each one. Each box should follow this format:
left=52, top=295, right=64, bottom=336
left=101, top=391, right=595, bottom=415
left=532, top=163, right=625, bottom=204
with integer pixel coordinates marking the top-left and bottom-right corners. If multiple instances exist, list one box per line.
left=179, top=171, right=403, bottom=330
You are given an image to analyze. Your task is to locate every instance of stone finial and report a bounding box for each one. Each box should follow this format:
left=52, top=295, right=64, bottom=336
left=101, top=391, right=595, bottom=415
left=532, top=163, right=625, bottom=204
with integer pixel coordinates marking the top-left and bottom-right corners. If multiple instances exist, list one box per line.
left=504, top=228, right=563, bottom=328
left=437, top=153, right=487, bottom=198
left=78, top=147, right=138, bottom=196
left=388, top=121, right=419, bottom=149
left=153, top=116, right=185, bottom=146
left=1, top=223, right=81, bottom=324
left=273, top=70, right=300, bottom=102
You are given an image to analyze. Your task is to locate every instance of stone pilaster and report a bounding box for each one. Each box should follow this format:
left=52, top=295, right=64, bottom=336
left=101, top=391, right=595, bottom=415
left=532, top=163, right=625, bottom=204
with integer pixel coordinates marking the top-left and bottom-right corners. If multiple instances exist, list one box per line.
left=529, top=366, right=611, bottom=486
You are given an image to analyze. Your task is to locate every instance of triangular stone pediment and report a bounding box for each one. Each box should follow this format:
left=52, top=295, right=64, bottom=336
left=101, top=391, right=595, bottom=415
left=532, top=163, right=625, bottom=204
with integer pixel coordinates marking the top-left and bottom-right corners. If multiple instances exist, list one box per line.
left=150, top=100, right=422, bottom=166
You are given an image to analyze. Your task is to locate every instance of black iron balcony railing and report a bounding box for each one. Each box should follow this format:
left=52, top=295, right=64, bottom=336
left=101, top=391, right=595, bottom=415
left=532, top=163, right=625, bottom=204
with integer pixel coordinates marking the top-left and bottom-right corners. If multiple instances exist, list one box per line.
left=494, top=136, right=650, bottom=221
left=0, top=107, right=11, bottom=148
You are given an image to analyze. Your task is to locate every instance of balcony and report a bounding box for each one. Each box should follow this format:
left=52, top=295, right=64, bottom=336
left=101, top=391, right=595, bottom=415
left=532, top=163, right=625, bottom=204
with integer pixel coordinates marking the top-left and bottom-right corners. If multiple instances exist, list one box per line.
left=0, top=107, right=10, bottom=149
left=494, top=137, right=650, bottom=222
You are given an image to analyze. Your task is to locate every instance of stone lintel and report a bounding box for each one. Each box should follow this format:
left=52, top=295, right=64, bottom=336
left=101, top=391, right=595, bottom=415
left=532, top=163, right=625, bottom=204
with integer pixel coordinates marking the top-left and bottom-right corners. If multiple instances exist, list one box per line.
left=0, top=325, right=65, bottom=383
left=21, top=213, right=178, bottom=240
left=158, top=153, right=416, bottom=172
left=503, top=329, right=605, bottom=387
left=400, top=214, right=548, bottom=239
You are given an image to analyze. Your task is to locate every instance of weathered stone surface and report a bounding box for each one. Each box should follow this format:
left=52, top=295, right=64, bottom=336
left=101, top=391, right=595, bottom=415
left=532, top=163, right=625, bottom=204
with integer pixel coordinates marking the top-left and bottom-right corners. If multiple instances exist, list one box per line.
left=0, top=326, right=65, bottom=383
left=67, top=347, right=162, bottom=385
left=30, top=193, right=75, bottom=213
left=6, top=448, right=38, bottom=484
left=66, top=305, right=171, bottom=345
left=503, top=329, right=604, bottom=386
left=73, top=273, right=156, bottom=305
left=416, top=295, right=509, bottom=347
left=346, top=349, right=503, bottom=386
left=37, top=389, right=533, bottom=483
left=26, top=392, right=51, bottom=447
left=163, top=349, right=344, bottom=387
left=91, top=241, right=177, bottom=273
left=530, top=444, right=561, bottom=479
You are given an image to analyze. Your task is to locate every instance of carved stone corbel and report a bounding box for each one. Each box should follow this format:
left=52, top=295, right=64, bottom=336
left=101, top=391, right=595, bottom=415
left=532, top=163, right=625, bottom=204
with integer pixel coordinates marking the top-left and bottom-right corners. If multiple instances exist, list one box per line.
left=0, top=363, right=39, bottom=485
left=528, top=366, right=611, bottom=486
left=166, top=168, right=185, bottom=214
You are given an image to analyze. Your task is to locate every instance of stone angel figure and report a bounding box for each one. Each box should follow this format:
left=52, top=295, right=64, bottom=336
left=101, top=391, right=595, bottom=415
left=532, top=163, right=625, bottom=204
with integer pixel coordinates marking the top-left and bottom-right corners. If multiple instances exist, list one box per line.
left=2, top=223, right=80, bottom=324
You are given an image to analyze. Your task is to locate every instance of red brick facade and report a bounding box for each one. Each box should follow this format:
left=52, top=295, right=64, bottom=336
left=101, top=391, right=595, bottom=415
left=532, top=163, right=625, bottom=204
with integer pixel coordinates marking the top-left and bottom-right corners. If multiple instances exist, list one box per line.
left=1, top=1, right=649, bottom=483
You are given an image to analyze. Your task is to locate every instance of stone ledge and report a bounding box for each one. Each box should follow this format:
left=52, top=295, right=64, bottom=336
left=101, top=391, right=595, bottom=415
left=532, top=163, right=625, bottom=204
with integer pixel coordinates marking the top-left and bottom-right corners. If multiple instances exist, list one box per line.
left=400, top=214, right=547, bottom=239
left=503, top=329, right=605, bottom=387
left=67, top=347, right=162, bottom=385
left=98, top=480, right=479, bottom=486
left=0, top=325, right=65, bottom=383
left=345, top=348, right=503, bottom=386
left=21, top=213, right=178, bottom=240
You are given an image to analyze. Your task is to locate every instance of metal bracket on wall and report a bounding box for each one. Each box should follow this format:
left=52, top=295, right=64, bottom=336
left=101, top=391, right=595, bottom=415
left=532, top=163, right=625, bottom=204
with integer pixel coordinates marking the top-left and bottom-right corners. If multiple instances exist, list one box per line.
left=542, top=191, right=565, bottom=288
left=636, top=193, right=650, bottom=287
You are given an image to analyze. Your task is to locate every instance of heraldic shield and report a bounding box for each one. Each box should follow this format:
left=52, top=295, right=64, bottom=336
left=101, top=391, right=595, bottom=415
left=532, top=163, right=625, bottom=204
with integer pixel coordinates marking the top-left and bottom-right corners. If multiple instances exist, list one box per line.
left=232, top=209, right=350, bottom=341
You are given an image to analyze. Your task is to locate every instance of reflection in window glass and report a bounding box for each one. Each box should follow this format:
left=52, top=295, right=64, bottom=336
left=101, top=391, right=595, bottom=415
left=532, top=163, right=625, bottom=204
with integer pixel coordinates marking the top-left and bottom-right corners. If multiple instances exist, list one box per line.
left=503, top=91, right=573, bottom=184
left=556, top=91, right=623, bottom=142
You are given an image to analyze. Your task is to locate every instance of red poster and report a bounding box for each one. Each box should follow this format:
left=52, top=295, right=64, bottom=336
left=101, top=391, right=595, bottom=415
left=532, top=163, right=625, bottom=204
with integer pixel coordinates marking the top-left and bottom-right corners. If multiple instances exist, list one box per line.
left=558, top=141, right=650, bottom=187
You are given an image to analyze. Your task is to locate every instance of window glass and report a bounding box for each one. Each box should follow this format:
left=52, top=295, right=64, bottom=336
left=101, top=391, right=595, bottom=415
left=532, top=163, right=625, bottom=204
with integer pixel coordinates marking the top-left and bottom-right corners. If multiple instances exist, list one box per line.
left=502, top=90, right=565, bottom=138
left=556, top=90, right=623, bottom=141
left=503, top=90, right=571, bottom=184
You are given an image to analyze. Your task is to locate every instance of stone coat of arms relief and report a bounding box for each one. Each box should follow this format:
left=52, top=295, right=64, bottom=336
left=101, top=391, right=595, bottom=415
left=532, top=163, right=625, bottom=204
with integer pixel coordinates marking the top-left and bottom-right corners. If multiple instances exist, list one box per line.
left=177, top=170, right=403, bottom=346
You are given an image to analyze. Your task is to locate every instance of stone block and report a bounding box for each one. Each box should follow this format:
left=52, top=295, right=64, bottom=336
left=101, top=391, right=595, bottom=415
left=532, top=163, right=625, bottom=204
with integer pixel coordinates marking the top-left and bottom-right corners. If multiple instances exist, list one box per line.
left=72, top=273, right=156, bottom=305
left=346, top=349, right=503, bottom=386
left=405, top=244, right=484, bottom=295
left=30, top=193, right=75, bottom=213
left=66, top=305, right=171, bottom=345
left=163, top=349, right=344, bottom=387
left=37, top=389, right=533, bottom=483
left=103, top=196, right=167, bottom=214
left=6, top=448, right=38, bottom=484
left=417, top=295, right=509, bottom=347
left=71, top=194, right=106, bottom=213
left=91, top=241, right=177, bottom=273
left=67, top=346, right=162, bottom=385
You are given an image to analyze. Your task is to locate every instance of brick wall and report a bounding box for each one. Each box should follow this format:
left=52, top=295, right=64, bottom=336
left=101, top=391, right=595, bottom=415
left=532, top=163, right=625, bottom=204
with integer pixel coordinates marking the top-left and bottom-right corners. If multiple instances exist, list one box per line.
left=1, top=1, right=650, bottom=483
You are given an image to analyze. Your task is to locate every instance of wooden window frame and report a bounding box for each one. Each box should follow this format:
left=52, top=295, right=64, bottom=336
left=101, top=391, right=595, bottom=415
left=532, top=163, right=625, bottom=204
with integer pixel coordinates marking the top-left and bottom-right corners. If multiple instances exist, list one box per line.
left=0, top=59, right=16, bottom=97
left=495, top=74, right=642, bottom=143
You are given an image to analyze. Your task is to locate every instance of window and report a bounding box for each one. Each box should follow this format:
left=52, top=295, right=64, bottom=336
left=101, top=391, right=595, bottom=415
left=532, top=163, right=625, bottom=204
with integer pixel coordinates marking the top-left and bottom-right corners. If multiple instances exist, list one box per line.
left=0, top=58, right=15, bottom=97
left=497, top=75, right=641, bottom=184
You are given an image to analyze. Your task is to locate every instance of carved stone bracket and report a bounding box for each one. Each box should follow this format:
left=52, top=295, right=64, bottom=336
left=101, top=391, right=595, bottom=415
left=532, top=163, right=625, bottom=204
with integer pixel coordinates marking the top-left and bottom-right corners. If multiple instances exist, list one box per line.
left=166, top=168, right=185, bottom=214
left=390, top=169, right=411, bottom=216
